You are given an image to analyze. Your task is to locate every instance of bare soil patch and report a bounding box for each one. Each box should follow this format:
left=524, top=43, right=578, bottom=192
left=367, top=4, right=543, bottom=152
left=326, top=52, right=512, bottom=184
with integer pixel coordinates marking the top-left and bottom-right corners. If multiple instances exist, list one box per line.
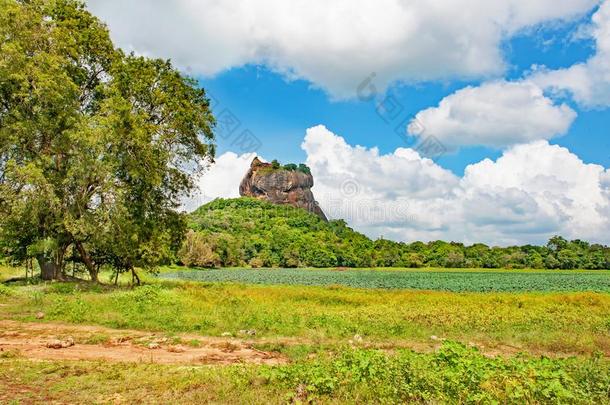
left=0, top=320, right=284, bottom=366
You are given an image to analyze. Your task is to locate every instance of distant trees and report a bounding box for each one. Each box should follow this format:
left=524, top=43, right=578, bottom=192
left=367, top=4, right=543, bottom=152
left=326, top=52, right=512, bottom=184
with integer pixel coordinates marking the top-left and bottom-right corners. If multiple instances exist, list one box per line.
left=267, top=160, right=312, bottom=174
left=178, top=231, right=221, bottom=268
left=181, top=198, right=610, bottom=270
left=0, top=0, right=215, bottom=281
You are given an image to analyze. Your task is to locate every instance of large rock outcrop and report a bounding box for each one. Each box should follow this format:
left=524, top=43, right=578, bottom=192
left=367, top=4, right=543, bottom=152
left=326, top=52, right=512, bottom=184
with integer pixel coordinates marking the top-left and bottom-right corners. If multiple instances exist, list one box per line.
left=239, top=157, right=327, bottom=221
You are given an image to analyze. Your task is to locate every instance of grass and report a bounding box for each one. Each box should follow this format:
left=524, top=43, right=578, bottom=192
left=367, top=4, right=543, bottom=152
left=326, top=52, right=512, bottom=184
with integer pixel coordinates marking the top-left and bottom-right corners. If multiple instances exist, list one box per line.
left=1, top=274, right=610, bottom=355
left=159, top=266, right=610, bottom=292
left=1, top=342, right=609, bottom=404
left=2, top=266, right=610, bottom=403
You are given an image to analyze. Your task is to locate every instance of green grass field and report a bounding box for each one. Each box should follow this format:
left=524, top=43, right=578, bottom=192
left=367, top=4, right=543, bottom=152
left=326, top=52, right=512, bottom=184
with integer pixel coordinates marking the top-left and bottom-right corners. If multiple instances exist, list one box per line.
left=2, top=266, right=610, bottom=403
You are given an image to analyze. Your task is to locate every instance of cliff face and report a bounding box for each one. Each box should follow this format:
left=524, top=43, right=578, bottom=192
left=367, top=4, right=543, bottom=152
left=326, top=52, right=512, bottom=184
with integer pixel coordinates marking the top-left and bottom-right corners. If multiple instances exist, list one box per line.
left=239, top=157, right=327, bottom=221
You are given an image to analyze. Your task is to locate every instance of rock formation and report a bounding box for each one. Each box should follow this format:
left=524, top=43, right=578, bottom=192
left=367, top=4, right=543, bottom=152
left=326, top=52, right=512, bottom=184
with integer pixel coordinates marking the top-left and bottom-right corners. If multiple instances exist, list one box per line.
left=239, top=157, right=327, bottom=221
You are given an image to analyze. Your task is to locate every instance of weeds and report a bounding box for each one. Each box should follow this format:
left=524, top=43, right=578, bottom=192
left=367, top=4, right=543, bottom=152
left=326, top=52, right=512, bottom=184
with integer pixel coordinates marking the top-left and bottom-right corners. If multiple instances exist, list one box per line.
left=266, top=342, right=610, bottom=403
left=2, top=279, right=610, bottom=354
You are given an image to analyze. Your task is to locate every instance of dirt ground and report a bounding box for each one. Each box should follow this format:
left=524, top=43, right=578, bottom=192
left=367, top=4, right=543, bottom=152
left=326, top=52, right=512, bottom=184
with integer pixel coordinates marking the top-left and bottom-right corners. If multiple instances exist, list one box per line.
left=0, top=319, right=585, bottom=368
left=0, top=320, right=285, bottom=366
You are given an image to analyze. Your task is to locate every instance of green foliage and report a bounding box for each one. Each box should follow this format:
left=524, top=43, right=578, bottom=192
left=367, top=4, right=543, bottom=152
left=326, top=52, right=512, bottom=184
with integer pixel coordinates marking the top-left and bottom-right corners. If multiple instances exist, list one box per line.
left=2, top=345, right=609, bottom=404
left=186, top=198, right=371, bottom=268
left=297, top=163, right=311, bottom=175
left=0, top=0, right=215, bottom=280
left=267, top=342, right=610, bottom=403
left=185, top=198, right=610, bottom=270
left=177, top=230, right=221, bottom=268
left=0, top=283, right=13, bottom=296
left=261, top=159, right=312, bottom=174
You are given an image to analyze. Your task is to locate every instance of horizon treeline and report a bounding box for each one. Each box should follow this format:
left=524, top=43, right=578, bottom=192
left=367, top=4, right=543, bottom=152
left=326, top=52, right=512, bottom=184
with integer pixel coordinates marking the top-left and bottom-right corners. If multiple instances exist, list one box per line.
left=179, top=198, right=610, bottom=270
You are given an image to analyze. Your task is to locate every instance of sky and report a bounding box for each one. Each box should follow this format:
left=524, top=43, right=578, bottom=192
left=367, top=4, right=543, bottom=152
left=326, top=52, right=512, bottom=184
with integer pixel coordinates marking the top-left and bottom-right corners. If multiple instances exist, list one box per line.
left=87, top=0, right=610, bottom=246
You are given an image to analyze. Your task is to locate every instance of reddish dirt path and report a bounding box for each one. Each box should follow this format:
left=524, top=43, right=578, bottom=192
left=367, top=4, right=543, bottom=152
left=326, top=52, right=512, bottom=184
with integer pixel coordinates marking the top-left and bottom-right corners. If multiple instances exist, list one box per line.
left=0, top=319, right=591, bottom=365
left=0, top=320, right=284, bottom=365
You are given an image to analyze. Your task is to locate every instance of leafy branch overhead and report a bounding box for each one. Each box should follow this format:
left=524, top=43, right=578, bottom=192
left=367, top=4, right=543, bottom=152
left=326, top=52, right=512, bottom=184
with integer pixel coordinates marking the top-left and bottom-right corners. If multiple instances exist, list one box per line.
left=0, top=0, right=216, bottom=281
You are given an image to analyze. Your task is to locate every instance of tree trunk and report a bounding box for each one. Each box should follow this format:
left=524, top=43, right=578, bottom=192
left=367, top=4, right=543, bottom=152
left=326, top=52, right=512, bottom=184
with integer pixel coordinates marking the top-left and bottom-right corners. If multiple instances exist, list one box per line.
left=36, top=255, right=60, bottom=280
left=131, top=268, right=140, bottom=286
left=75, top=241, right=98, bottom=282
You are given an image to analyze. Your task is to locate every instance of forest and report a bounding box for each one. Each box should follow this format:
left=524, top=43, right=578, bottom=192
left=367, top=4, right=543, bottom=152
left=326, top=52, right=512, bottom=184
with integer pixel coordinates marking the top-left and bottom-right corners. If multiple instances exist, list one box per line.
left=181, top=197, right=610, bottom=269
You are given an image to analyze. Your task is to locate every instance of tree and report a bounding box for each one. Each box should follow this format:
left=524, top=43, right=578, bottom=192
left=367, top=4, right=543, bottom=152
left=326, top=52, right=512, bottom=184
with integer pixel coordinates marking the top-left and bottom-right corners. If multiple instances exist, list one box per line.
left=297, top=164, right=311, bottom=175
left=0, top=0, right=215, bottom=281
left=547, top=236, right=568, bottom=253
left=178, top=231, right=221, bottom=268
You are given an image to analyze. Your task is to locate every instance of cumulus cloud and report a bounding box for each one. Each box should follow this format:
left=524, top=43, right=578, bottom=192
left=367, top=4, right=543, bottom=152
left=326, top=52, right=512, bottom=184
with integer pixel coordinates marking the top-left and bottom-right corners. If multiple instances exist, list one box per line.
left=185, top=126, right=610, bottom=245
left=532, top=0, right=610, bottom=108
left=408, top=81, right=577, bottom=149
left=86, top=0, right=598, bottom=98
left=303, top=126, right=610, bottom=245
left=181, top=152, right=256, bottom=212
left=405, top=1, right=610, bottom=149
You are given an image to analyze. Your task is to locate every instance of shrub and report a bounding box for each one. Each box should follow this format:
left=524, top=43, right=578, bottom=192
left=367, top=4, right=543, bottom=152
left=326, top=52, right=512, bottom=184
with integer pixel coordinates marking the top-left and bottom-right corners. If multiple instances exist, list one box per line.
left=0, top=284, right=13, bottom=296
left=178, top=231, right=221, bottom=268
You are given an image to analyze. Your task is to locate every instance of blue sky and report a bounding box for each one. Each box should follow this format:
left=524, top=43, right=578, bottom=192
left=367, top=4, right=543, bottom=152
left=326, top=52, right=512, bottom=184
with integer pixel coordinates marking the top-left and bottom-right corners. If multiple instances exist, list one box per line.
left=201, top=11, right=607, bottom=175
left=88, top=0, right=610, bottom=245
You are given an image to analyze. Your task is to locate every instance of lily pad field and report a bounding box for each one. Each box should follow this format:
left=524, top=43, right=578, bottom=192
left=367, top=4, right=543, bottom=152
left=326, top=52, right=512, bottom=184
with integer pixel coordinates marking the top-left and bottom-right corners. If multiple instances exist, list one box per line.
left=160, top=267, right=610, bottom=293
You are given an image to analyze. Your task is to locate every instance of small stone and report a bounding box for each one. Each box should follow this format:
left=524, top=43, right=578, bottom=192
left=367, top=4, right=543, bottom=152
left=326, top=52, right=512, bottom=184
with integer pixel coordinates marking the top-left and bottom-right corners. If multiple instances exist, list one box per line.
left=61, top=337, right=74, bottom=348
left=148, top=342, right=160, bottom=350
left=167, top=345, right=185, bottom=353
left=430, top=335, right=439, bottom=341
left=46, top=337, right=74, bottom=349
left=353, top=334, right=363, bottom=343
left=35, top=312, right=45, bottom=319
left=46, top=339, right=63, bottom=349
left=221, top=332, right=232, bottom=337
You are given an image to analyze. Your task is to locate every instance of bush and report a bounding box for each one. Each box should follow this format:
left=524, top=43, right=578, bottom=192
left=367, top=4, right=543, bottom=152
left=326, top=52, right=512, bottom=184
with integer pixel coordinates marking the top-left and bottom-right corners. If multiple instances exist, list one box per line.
left=178, top=231, right=221, bottom=268
left=0, top=284, right=13, bottom=296
left=266, top=342, right=610, bottom=403
left=249, top=257, right=264, bottom=268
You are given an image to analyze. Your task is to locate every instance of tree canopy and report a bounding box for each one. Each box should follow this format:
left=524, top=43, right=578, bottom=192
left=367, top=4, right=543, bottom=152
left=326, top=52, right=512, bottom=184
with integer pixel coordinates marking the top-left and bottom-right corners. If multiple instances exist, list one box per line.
left=184, top=198, right=610, bottom=270
left=0, top=0, right=215, bottom=281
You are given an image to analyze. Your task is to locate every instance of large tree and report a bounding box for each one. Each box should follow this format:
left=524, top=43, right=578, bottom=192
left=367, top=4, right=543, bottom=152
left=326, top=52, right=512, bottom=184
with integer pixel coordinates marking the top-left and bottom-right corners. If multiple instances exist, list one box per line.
left=0, top=0, right=215, bottom=281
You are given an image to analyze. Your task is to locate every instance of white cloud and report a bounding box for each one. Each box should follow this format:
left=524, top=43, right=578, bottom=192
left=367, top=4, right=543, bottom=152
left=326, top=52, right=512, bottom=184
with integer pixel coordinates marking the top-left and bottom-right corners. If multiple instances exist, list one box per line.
left=185, top=126, right=610, bottom=245
left=86, top=0, right=598, bottom=98
left=408, top=81, right=577, bottom=148
left=405, top=1, right=610, bottom=149
left=181, top=152, right=256, bottom=212
left=532, top=0, right=610, bottom=107
left=303, top=126, right=610, bottom=245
